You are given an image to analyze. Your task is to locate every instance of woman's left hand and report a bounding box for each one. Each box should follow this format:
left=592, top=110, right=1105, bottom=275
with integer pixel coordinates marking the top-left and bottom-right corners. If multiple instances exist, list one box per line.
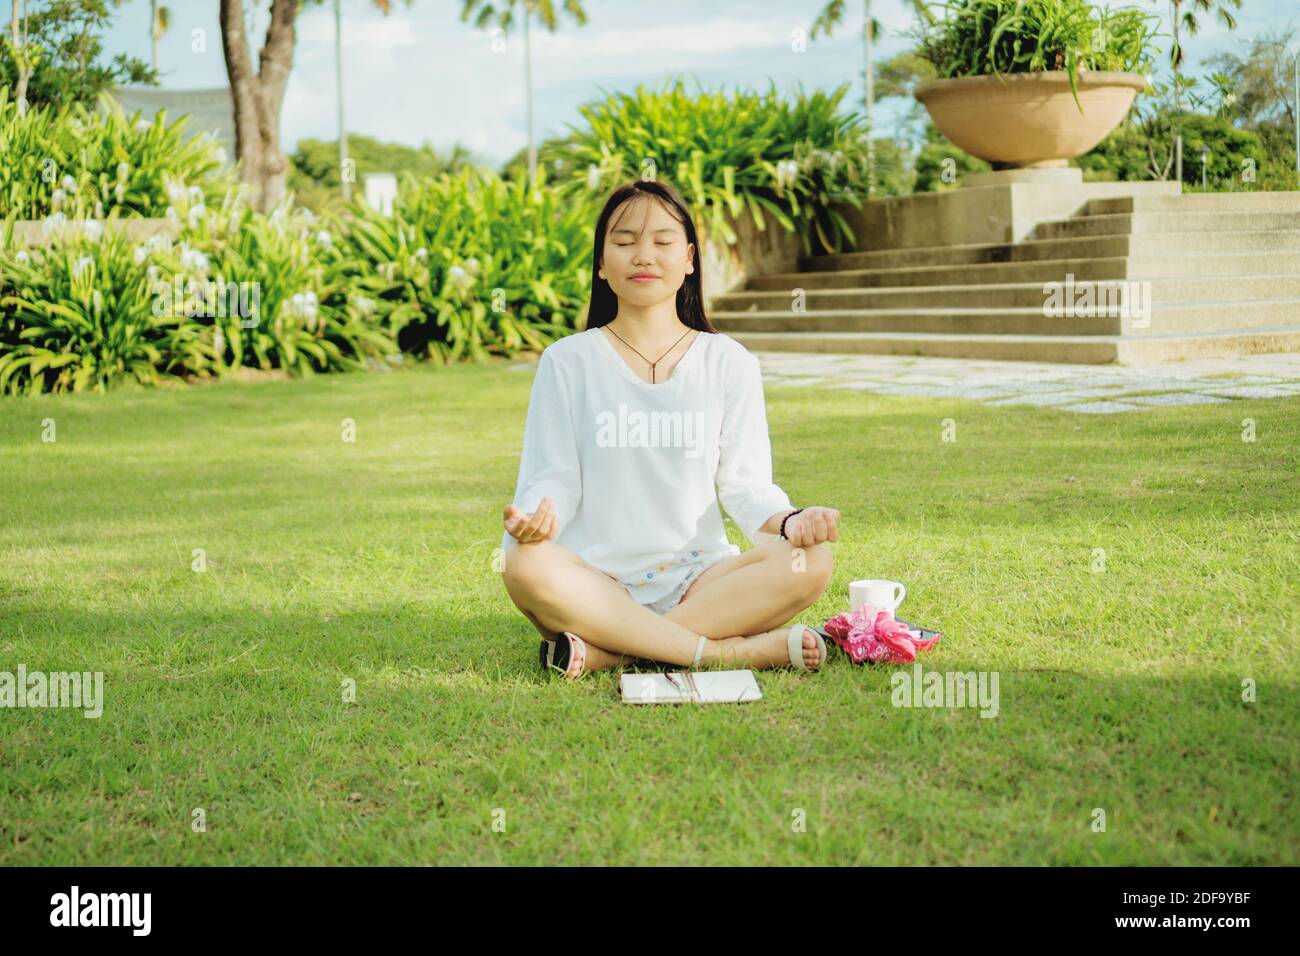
left=784, top=506, right=841, bottom=547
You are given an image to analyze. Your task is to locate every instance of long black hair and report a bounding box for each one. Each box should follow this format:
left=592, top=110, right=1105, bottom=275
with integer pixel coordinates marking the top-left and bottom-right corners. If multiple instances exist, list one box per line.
left=584, top=179, right=718, bottom=333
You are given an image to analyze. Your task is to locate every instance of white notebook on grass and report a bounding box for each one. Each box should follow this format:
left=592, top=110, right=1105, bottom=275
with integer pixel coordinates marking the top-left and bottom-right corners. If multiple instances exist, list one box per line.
left=619, top=669, right=762, bottom=705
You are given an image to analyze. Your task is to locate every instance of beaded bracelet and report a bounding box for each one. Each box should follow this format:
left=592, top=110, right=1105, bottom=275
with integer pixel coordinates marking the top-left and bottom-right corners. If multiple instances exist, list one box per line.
left=779, top=508, right=804, bottom=540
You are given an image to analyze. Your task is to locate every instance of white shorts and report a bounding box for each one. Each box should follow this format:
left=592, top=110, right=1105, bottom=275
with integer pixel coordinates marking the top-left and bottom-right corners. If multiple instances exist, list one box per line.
left=598, top=554, right=724, bottom=615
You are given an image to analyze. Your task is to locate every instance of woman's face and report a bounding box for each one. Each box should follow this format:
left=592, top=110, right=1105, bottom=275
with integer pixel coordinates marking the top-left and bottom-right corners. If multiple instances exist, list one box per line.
left=599, top=195, right=695, bottom=308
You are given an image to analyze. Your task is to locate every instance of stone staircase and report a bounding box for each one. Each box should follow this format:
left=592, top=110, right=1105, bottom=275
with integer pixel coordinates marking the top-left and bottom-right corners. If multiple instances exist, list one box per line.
left=711, top=192, right=1300, bottom=364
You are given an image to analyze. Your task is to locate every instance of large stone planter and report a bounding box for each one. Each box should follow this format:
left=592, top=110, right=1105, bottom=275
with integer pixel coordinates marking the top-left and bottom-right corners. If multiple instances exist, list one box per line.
left=914, top=70, right=1149, bottom=168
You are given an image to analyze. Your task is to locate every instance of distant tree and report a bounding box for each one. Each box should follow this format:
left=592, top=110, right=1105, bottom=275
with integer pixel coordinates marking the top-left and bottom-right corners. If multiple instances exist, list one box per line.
left=1204, top=28, right=1298, bottom=131
left=458, top=0, right=589, bottom=188
left=2, top=0, right=155, bottom=113
left=914, top=124, right=989, bottom=192
left=1152, top=0, right=1241, bottom=102
left=287, top=135, right=485, bottom=215
left=217, top=0, right=412, bottom=213
left=808, top=1, right=933, bottom=196
left=149, top=1, right=169, bottom=72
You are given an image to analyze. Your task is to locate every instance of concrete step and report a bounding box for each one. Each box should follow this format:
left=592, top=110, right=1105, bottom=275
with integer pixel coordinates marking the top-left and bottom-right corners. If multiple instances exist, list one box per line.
left=728, top=327, right=1300, bottom=365
left=1035, top=212, right=1300, bottom=240
left=712, top=300, right=1300, bottom=337
left=748, top=253, right=1300, bottom=290
left=715, top=277, right=1300, bottom=313
left=804, top=230, right=1300, bottom=272
left=715, top=308, right=1120, bottom=336
left=1088, top=192, right=1300, bottom=215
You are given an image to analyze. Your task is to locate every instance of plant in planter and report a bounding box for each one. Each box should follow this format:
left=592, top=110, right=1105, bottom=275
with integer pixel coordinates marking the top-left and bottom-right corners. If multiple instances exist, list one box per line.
left=911, top=0, right=1162, bottom=169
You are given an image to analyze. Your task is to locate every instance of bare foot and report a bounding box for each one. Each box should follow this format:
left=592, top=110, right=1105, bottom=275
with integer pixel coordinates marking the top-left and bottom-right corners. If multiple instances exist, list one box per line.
left=545, top=634, right=634, bottom=676
left=729, top=625, right=827, bottom=671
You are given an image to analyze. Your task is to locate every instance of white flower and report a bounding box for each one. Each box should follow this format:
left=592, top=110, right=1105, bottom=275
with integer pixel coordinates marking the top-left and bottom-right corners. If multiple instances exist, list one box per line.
left=134, top=245, right=147, bottom=265
left=447, top=265, right=474, bottom=291
left=41, top=212, right=68, bottom=238
left=165, top=205, right=180, bottom=224
left=188, top=203, right=207, bottom=227
left=188, top=186, right=204, bottom=205
left=147, top=264, right=161, bottom=286
left=72, top=255, right=94, bottom=281
left=314, top=230, right=333, bottom=249
left=115, top=183, right=126, bottom=203
left=214, top=147, right=228, bottom=166
left=51, top=188, right=66, bottom=210
left=287, top=290, right=319, bottom=321
left=62, top=175, right=78, bottom=192
left=165, top=179, right=188, bottom=206
left=83, top=220, right=103, bottom=242
left=354, top=295, right=376, bottom=317
left=180, top=246, right=209, bottom=274
left=586, top=164, right=601, bottom=191
left=117, top=162, right=131, bottom=182
left=15, top=250, right=30, bottom=265
left=464, top=257, right=481, bottom=276
left=414, top=247, right=428, bottom=261
left=774, top=160, right=799, bottom=190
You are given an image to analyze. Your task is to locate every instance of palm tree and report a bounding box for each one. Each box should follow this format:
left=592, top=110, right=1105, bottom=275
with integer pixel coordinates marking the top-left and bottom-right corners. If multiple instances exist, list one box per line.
left=149, top=2, right=170, bottom=73
left=459, top=1, right=589, bottom=189
left=810, top=1, right=932, bottom=195
left=9, top=0, right=33, bottom=113
left=1149, top=0, right=1241, bottom=182
left=810, top=0, right=932, bottom=128
left=1161, top=0, right=1242, bottom=78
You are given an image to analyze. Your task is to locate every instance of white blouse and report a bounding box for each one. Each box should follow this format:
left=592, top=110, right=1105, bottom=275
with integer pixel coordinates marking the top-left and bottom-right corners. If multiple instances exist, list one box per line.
left=500, top=327, right=793, bottom=607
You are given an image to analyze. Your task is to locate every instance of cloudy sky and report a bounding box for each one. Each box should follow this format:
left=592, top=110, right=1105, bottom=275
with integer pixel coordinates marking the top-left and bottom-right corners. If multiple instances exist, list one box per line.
left=101, top=0, right=1300, bottom=166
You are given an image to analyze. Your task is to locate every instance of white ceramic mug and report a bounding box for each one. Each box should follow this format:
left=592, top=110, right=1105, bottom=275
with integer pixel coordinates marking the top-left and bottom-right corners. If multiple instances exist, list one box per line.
left=850, top=579, right=906, bottom=614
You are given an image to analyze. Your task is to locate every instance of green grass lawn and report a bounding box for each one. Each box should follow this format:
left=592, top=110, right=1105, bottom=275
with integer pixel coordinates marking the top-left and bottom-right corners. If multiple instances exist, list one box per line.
left=1, top=360, right=1297, bottom=865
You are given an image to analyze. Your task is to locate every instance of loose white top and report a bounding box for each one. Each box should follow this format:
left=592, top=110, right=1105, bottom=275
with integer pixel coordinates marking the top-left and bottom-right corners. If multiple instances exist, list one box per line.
left=501, top=327, right=793, bottom=607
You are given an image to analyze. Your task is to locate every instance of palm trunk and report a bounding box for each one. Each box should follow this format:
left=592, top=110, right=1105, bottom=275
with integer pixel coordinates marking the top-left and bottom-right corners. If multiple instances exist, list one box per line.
left=524, top=7, right=536, bottom=188
left=219, top=0, right=296, bottom=213
left=11, top=0, right=32, bottom=114
left=863, top=0, right=874, bottom=196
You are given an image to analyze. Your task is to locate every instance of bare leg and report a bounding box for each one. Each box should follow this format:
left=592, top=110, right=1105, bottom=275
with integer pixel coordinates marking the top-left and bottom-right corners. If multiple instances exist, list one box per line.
left=666, top=538, right=834, bottom=639
left=502, top=537, right=834, bottom=672
left=502, top=539, right=728, bottom=668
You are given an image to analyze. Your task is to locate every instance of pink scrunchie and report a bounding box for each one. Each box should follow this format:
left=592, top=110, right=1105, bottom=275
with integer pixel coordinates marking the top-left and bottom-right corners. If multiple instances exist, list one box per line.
left=822, top=604, right=941, bottom=664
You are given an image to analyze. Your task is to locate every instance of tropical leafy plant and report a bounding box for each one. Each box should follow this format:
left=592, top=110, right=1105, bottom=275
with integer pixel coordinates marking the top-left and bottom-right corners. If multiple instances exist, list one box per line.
left=150, top=183, right=398, bottom=377
left=912, top=0, right=1161, bottom=104
left=0, top=220, right=175, bottom=394
left=333, top=166, right=595, bottom=363
left=545, top=77, right=875, bottom=256
left=0, top=85, right=233, bottom=220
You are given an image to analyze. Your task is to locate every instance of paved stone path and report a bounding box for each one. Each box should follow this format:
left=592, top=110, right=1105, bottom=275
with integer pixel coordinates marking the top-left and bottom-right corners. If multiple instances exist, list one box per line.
left=753, top=352, right=1300, bottom=413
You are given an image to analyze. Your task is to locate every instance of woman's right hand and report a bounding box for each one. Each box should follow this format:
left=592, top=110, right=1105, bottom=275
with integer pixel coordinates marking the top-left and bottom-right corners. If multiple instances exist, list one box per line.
left=503, top=496, right=558, bottom=544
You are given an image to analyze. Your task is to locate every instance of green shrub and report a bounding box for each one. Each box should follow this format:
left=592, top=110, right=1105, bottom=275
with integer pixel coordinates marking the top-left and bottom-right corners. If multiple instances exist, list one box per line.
left=147, top=185, right=399, bottom=378
left=333, top=166, right=595, bottom=363
left=1077, top=112, right=1268, bottom=187
left=0, top=86, right=233, bottom=220
left=0, top=185, right=401, bottom=394
left=545, top=77, right=874, bottom=256
left=0, top=220, right=175, bottom=394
